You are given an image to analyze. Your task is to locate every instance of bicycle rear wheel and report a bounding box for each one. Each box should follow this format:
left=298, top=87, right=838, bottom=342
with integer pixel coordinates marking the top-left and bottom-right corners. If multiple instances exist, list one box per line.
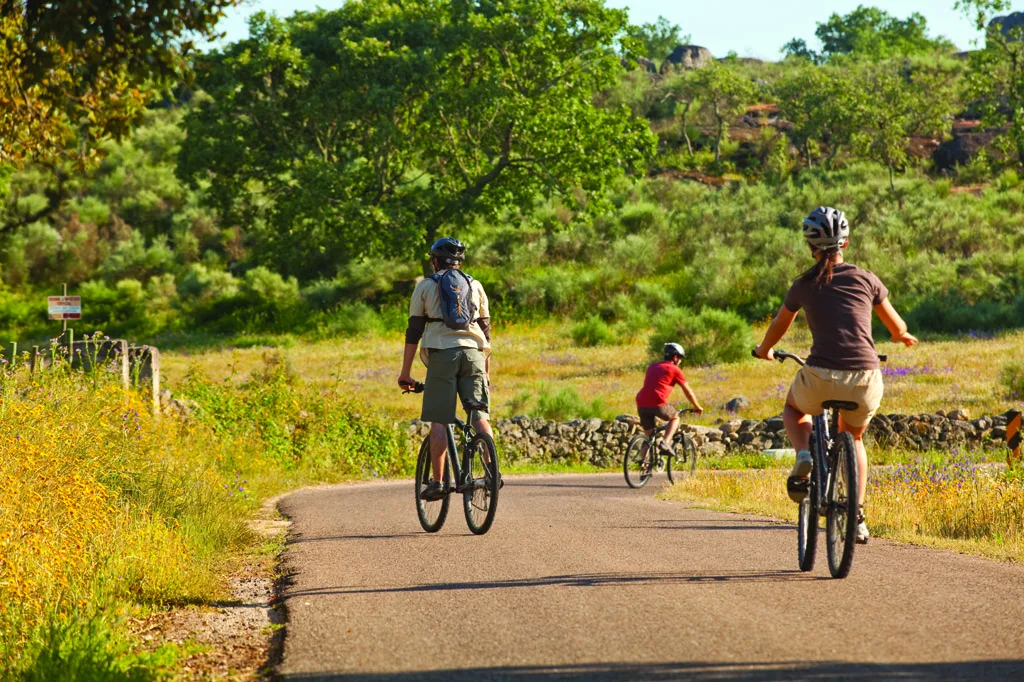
left=797, top=435, right=819, bottom=572
left=415, top=436, right=452, bottom=533
left=624, top=435, right=653, bottom=488
left=826, top=431, right=859, bottom=579
left=666, top=435, right=698, bottom=484
left=463, top=432, right=500, bottom=535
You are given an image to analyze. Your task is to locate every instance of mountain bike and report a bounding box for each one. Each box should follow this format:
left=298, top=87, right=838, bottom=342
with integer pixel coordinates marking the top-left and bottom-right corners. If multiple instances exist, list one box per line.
left=764, top=350, right=884, bottom=579
left=623, top=409, right=699, bottom=488
left=403, top=381, right=501, bottom=535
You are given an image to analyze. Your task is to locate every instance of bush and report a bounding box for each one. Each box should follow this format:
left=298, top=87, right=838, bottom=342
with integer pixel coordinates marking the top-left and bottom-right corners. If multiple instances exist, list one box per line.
left=1002, top=359, right=1024, bottom=400
left=649, top=307, right=753, bottom=365
left=535, top=385, right=608, bottom=421
left=570, top=315, right=615, bottom=347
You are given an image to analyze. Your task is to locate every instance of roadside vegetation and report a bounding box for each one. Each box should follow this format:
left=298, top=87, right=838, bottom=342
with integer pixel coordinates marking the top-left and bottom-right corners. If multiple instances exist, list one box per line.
left=662, top=457, right=1024, bottom=563
left=0, top=353, right=409, bottom=680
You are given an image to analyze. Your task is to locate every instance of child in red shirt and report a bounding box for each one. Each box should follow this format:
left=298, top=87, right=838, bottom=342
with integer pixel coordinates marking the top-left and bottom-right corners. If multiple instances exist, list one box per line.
left=636, top=343, right=704, bottom=454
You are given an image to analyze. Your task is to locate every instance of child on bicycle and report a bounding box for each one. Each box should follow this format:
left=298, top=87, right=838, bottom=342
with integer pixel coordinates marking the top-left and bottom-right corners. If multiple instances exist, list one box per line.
left=753, top=207, right=917, bottom=543
left=636, top=343, right=704, bottom=454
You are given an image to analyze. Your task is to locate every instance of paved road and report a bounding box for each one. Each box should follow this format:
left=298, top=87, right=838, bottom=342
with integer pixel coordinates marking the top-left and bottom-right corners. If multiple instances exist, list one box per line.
left=276, top=474, right=1024, bottom=681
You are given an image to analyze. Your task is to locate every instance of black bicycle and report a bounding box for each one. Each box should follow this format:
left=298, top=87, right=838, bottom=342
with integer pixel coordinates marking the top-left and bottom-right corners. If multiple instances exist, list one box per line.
left=403, top=382, right=501, bottom=535
left=762, top=349, right=884, bottom=579
left=623, top=409, right=699, bottom=488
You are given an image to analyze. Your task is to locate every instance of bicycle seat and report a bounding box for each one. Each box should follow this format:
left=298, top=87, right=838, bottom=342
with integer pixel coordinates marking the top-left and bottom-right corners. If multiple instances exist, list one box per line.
left=822, top=400, right=859, bottom=412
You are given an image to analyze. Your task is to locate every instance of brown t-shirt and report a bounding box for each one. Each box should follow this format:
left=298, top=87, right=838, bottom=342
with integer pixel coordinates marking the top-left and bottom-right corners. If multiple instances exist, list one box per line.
left=783, top=262, right=889, bottom=371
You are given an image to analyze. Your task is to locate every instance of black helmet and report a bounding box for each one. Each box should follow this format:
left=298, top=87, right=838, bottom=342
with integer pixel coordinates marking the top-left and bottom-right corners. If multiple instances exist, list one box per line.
left=429, top=237, right=466, bottom=266
left=664, top=343, right=685, bottom=361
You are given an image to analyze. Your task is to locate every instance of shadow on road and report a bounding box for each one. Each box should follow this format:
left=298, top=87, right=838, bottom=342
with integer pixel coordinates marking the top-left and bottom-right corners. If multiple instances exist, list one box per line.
left=285, top=533, right=425, bottom=544
left=280, top=659, right=1024, bottom=681
left=285, top=569, right=824, bottom=599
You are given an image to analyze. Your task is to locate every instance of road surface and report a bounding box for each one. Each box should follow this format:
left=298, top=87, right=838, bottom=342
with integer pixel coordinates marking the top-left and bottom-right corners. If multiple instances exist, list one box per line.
left=276, top=473, right=1024, bottom=681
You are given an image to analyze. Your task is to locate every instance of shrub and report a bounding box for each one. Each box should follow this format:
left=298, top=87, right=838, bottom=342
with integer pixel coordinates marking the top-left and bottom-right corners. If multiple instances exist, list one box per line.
left=649, top=307, right=753, bottom=365
left=317, top=302, right=382, bottom=338
left=1002, top=359, right=1024, bottom=400
left=570, top=315, right=615, bottom=347
left=535, top=385, right=608, bottom=421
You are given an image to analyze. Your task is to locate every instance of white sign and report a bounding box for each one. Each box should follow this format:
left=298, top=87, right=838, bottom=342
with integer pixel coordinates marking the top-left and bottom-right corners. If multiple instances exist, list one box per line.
left=48, top=296, right=82, bottom=320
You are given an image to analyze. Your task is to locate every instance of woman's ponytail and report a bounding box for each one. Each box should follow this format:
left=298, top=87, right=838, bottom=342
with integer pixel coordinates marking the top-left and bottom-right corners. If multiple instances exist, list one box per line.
left=813, top=250, right=841, bottom=288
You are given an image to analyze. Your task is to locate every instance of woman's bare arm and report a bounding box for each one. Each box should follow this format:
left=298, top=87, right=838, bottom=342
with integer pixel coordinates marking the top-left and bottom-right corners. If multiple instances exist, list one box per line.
left=754, top=305, right=798, bottom=360
left=874, top=298, right=918, bottom=347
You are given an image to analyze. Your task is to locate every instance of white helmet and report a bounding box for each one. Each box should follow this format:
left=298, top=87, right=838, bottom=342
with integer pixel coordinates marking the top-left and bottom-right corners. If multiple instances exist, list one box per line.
left=664, top=343, right=685, bottom=361
left=802, top=207, right=849, bottom=252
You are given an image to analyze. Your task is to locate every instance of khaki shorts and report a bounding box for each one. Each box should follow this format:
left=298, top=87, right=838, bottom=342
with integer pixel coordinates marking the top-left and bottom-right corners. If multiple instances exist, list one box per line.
left=790, top=366, right=884, bottom=428
left=421, top=347, right=489, bottom=424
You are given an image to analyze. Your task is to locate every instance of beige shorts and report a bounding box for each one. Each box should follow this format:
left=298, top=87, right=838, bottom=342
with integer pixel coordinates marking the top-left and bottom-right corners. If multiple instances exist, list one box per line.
left=789, top=366, right=884, bottom=428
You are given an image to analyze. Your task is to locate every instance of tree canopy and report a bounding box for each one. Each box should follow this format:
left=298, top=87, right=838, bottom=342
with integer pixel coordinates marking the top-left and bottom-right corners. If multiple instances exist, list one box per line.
left=783, top=5, right=954, bottom=62
left=179, top=0, right=656, bottom=278
left=0, top=0, right=238, bottom=232
left=626, top=16, right=688, bottom=62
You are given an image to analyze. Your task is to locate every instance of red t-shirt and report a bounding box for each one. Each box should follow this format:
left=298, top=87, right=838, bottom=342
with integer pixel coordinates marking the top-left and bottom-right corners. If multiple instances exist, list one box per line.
left=636, top=361, right=686, bottom=408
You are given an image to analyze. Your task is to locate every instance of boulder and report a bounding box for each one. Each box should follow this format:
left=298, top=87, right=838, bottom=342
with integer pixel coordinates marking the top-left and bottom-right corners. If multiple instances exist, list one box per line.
left=585, top=417, right=604, bottom=433
left=948, top=408, right=971, bottom=421
left=725, top=396, right=752, bottom=413
left=764, top=416, right=786, bottom=433
left=659, top=45, right=714, bottom=74
left=720, top=420, right=744, bottom=435
left=700, top=441, right=728, bottom=457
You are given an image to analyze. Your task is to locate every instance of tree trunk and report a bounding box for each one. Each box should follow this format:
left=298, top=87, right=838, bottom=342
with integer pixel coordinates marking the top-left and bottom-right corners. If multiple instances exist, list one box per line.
left=888, top=165, right=896, bottom=193
left=714, top=104, right=724, bottom=165
left=680, top=101, right=694, bottom=156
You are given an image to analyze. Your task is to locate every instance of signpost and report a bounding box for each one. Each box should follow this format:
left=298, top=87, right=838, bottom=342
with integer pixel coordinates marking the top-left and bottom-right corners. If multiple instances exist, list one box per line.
left=47, top=284, right=81, bottom=334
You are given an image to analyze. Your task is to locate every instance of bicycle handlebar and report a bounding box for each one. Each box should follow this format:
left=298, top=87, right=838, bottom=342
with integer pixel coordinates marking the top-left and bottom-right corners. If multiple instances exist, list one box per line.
left=401, top=381, right=426, bottom=394
left=751, top=349, right=887, bottom=366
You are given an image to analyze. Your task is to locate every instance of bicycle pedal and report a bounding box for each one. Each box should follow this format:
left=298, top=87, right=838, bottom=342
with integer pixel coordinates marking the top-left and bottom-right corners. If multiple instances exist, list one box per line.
left=787, top=476, right=809, bottom=503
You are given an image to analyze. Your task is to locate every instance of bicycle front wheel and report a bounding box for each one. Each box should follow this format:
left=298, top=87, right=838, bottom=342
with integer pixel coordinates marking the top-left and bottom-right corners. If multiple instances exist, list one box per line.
left=826, top=431, right=859, bottom=579
left=667, top=435, right=698, bottom=484
left=624, top=435, right=653, bottom=488
left=415, top=436, right=452, bottom=533
left=463, top=432, right=500, bottom=535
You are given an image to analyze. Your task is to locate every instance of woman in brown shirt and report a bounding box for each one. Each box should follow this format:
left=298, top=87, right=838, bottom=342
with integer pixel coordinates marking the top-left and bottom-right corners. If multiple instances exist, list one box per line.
left=754, top=207, right=918, bottom=543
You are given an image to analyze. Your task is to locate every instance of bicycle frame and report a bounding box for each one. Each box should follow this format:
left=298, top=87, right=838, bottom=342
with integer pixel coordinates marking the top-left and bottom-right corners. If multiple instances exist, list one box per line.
left=441, top=417, right=474, bottom=489
left=810, top=409, right=843, bottom=516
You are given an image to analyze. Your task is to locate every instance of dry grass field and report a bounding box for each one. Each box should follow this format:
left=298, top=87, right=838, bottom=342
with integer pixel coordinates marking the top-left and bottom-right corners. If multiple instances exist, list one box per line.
left=162, top=323, right=1024, bottom=424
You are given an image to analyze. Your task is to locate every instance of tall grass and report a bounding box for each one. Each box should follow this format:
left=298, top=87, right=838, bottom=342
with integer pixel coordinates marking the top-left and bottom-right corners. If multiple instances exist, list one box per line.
left=662, top=460, right=1024, bottom=563
left=0, top=351, right=410, bottom=680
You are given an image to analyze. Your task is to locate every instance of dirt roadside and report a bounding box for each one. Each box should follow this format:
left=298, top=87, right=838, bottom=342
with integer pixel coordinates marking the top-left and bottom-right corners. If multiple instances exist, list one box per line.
left=130, top=501, right=290, bottom=680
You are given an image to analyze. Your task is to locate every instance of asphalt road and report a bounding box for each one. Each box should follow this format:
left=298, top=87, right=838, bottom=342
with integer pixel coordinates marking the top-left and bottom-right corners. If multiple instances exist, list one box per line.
left=276, top=473, right=1024, bottom=681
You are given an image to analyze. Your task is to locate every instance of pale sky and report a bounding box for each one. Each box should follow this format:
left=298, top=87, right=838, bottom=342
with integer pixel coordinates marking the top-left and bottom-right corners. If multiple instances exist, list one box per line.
left=207, top=1, right=1012, bottom=59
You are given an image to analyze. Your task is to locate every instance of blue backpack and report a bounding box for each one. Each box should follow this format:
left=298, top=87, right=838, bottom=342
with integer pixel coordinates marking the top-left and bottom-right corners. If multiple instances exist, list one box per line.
left=429, top=269, right=478, bottom=331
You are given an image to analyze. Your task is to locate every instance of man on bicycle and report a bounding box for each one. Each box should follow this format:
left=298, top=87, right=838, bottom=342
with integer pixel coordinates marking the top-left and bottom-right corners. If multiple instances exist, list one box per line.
left=398, top=237, right=492, bottom=501
left=636, top=343, right=704, bottom=455
left=754, top=207, right=917, bottom=543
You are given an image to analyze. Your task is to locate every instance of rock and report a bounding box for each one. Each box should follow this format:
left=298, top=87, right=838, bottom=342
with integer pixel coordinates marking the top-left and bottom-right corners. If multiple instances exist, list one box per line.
left=700, top=441, right=728, bottom=457
left=990, top=12, right=1024, bottom=40
left=948, top=408, right=971, bottom=421
left=659, top=45, right=714, bottom=74
left=719, top=420, right=744, bottom=435
left=159, top=388, right=173, bottom=407
left=992, top=427, right=1008, bottom=440
left=724, top=396, right=752, bottom=413
left=616, top=414, right=640, bottom=425
left=738, top=432, right=757, bottom=445
left=706, top=430, right=724, bottom=443
left=585, top=418, right=603, bottom=433
left=973, top=418, right=991, bottom=431
left=765, top=417, right=785, bottom=433
left=911, top=421, right=930, bottom=437
left=739, top=419, right=760, bottom=434
left=621, top=56, right=658, bottom=73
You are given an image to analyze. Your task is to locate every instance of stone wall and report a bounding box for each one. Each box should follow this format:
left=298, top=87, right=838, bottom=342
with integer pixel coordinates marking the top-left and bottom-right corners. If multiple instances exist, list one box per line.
left=405, top=410, right=1016, bottom=468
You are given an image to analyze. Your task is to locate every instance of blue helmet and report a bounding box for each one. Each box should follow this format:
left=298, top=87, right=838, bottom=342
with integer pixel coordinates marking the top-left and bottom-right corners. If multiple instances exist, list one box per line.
left=429, top=237, right=466, bottom=266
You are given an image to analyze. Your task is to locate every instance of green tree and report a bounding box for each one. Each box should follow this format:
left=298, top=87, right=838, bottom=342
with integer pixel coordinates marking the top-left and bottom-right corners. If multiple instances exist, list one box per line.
left=851, top=64, right=957, bottom=190
left=691, top=61, right=757, bottom=165
left=0, top=0, right=238, bottom=233
left=775, top=65, right=864, bottom=168
left=179, top=0, right=656, bottom=278
left=784, top=5, right=954, bottom=62
left=626, top=16, right=689, bottom=62
left=956, top=1, right=1024, bottom=167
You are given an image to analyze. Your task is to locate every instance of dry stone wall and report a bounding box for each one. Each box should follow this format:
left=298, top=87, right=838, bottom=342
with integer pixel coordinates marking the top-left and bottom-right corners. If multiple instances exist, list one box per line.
left=405, top=410, right=1016, bottom=467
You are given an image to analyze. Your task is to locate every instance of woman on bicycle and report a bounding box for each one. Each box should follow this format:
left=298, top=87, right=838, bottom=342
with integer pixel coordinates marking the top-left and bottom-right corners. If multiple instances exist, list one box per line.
left=753, top=207, right=917, bottom=544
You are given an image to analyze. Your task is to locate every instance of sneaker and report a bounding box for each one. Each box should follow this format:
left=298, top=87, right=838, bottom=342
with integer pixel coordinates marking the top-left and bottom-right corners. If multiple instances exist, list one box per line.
left=658, top=439, right=674, bottom=456
left=791, top=449, right=812, bottom=477
left=856, top=515, right=870, bottom=544
left=420, top=481, right=447, bottom=501
left=787, top=450, right=813, bottom=503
